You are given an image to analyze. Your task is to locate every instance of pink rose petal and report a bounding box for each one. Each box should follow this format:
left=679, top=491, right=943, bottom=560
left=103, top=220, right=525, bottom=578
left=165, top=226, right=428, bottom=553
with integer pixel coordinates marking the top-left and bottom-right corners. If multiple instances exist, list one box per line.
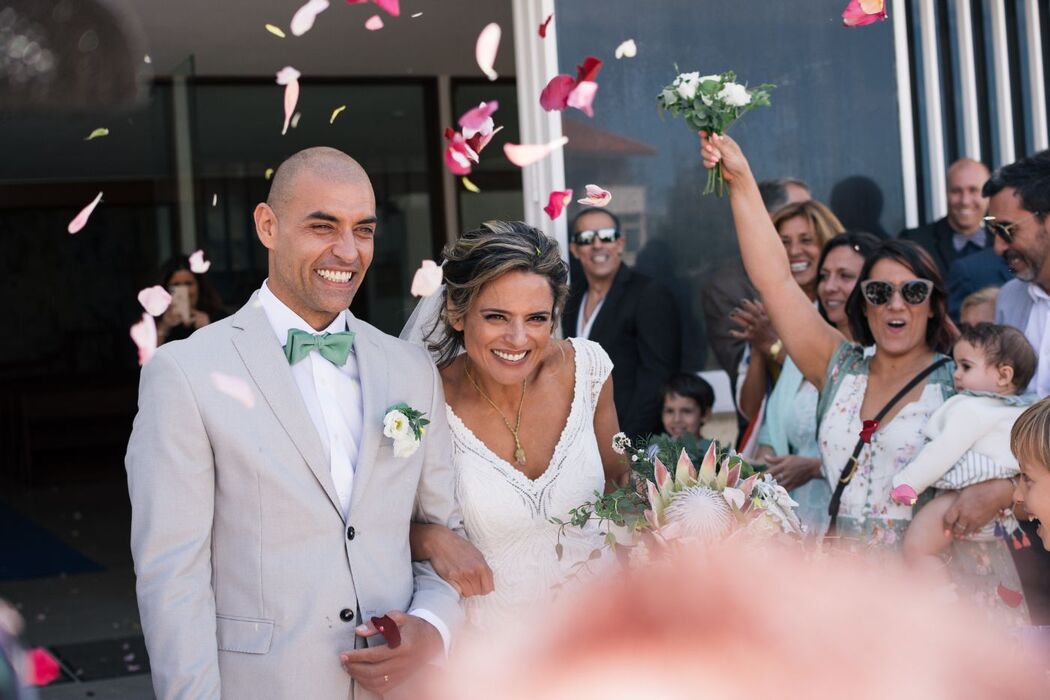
left=890, top=484, right=919, bottom=506
left=543, top=189, right=573, bottom=220
left=567, top=80, right=598, bottom=117
left=539, top=74, right=575, bottom=112
left=444, top=131, right=476, bottom=175
left=27, top=648, right=60, bottom=686
left=130, top=313, right=157, bottom=366
left=538, top=13, right=553, bottom=38
left=290, top=0, right=329, bottom=36
left=842, top=0, right=887, bottom=26
left=464, top=124, right=502, bottom=156
left=577, top=184, right=612, bottom=207
left=475, top=23, right=501, bottom=81
left=275, top=66, right=301, bottom=135
left=459, top=100, right=499, bottom=135
left=364, top=14, right=383, bottom=30
left=67, top=191, right=103, bottom=234
left=503, top=136, right=568, bottom=167
left=997, top=583, right=1024, bottom=608
left=210, top=372, right=256, bottom=408
left=345, top=0, right=399, bottom=16
left=410, top=259, right=444, bottom=297
left=137, top=286, right=172, bottom=316
left=189, top=249, right=211, bottom=273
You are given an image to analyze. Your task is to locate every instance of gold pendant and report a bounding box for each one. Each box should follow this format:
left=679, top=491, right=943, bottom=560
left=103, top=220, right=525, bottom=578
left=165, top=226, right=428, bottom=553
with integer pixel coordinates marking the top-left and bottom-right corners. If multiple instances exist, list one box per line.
left=514, top=447, right=527, bottom=466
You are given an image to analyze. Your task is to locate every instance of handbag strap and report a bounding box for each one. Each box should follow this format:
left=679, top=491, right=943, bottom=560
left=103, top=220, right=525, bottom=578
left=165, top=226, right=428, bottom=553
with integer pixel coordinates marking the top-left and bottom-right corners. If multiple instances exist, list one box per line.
left=826, top=357, right=950, bottom=534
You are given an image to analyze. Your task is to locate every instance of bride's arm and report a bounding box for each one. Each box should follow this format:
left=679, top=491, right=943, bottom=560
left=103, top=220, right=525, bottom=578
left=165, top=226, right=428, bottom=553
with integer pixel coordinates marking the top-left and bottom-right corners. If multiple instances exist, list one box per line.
left=594, top=377, right=628, bottom=490
left=409, top=523, right=495, bottom=597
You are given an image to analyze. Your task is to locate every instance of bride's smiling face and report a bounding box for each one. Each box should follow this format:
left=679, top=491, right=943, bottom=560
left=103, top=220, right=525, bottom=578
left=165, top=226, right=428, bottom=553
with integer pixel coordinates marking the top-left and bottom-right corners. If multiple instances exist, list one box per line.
left=452, top=270, right=556, bottom=386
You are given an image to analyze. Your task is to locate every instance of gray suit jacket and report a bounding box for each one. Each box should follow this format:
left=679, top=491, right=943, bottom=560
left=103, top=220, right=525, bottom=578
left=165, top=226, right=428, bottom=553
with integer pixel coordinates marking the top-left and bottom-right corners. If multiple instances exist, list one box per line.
left=995, top=278, right=1034, bottom=331
left=126, top=294, right=463, bottom=699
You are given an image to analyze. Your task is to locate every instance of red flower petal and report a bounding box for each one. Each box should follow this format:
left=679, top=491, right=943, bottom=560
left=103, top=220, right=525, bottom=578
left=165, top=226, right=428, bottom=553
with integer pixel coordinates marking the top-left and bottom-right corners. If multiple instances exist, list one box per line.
left=842, top=0, right=887, bottom=26
left=543, top=189, right=573, bottom=220
left=859, top=419, right=879, bottom=444
left=997, top=583, right=1024, bottom=608
left=458, top=100, right=499, bottom=133
left=539, top=74, right=575, bottom=112
left=27, top=648, right=61, bottom=686
left=538, top=13, right=553, bottom=38
left=444, top=133, right=475, bottom=175
left=575, top=56, right=603, bottom=83
left=370, top=614, right=402, bottom=648
left=345, top=0, right=399, bottom=16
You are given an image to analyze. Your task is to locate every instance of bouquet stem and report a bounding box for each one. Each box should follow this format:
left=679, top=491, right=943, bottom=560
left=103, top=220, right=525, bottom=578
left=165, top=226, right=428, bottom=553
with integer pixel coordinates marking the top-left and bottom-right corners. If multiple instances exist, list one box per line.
left=704, top=161, right=725, bottom=196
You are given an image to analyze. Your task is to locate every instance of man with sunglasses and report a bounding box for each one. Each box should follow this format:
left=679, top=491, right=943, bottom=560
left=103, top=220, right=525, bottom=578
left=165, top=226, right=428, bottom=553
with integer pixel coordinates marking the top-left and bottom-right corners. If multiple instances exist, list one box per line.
left=562, top=208, right=681, bottom=439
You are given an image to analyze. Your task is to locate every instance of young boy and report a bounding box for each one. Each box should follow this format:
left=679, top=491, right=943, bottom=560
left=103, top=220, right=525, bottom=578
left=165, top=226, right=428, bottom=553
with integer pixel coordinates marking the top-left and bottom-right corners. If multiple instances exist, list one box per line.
left=660, top=373, right=715, bottom=440
left=891, top=323, right=1037, bottom=575
left=1011, top=397, right=1050, bottom=551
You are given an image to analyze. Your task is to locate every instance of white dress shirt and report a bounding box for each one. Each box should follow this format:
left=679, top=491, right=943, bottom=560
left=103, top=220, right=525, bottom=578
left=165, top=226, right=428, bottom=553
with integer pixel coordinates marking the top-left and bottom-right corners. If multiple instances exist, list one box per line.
left=1024, top=284, right=1050, bottom=398
left=258, top=282, right=451, bottom=653
left=575, top=292, right=605, bottom=339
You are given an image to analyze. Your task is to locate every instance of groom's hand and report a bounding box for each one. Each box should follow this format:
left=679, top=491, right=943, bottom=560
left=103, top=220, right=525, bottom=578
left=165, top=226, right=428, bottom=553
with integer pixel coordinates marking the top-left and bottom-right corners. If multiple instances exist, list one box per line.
left=340, top=611, right=442, bottom=692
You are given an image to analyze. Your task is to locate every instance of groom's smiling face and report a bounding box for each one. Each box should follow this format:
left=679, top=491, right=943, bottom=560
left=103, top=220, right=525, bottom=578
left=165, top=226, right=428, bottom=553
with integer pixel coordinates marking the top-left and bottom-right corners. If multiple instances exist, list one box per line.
left=256, top=157, right=377, bottom=330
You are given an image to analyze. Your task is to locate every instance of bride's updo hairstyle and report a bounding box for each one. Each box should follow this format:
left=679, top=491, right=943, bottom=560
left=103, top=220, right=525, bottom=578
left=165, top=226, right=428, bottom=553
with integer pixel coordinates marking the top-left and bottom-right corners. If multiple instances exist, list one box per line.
left=428, top=220, right=568, bottom=367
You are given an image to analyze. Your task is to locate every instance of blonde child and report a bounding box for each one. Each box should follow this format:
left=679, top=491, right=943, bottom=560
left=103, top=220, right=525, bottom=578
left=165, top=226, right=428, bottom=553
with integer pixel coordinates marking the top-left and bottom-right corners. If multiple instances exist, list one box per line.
left=1011, top=397, right=1050, bottom=551
left=892, top=323, right=1036, bottom=574
left=959, top=286, right=999, bottom=326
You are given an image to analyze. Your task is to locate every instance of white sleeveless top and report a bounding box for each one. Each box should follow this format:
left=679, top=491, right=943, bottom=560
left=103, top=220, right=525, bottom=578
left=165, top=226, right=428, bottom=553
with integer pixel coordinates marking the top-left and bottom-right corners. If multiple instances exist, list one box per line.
left=446, top=337, right=613, bottom=628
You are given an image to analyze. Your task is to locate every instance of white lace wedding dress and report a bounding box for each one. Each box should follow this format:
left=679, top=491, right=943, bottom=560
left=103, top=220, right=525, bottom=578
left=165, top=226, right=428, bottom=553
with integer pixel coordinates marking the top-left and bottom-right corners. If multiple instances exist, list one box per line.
left=446, top=337, right=612, bottom=628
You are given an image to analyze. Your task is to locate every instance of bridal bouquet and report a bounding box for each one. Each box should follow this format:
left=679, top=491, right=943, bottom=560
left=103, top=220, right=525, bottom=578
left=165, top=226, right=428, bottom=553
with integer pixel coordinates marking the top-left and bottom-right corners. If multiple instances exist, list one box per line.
left=657, top=70, right=774, bottom=195
left=553, top=436, right=802, bottom=565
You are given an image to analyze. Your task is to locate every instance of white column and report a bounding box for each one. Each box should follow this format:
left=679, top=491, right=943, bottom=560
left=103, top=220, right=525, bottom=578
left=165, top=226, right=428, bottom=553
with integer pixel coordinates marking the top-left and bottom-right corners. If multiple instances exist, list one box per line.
left=892, top=0, right=920, bottom=228
left=511, top=0, right=568, bottom=259
left=989, top=0, right=1016, bottom=165
left=437, top=74, right=459, bottom=244
left=1024, top=0, right=1048, bottom=151
left=919, top=0, right=947, bottom=220
left=953, top=0, right=982, bottom=159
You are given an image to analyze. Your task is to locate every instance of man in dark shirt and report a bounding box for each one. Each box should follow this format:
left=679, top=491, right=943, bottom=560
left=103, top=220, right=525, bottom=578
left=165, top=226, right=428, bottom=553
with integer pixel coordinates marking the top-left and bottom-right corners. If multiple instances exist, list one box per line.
left=562, top=208, right=681, bottom=439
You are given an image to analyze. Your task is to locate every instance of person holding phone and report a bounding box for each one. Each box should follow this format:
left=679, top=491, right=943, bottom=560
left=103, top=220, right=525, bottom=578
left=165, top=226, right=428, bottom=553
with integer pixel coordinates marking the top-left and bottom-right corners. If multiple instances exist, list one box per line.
left=156, top=255, right=226, bottom=344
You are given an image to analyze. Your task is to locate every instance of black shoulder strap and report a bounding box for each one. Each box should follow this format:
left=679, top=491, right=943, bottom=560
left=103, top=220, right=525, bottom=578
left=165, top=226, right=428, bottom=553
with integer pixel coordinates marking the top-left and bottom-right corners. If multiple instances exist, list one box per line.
left=826, top=357, right=950, bottom=535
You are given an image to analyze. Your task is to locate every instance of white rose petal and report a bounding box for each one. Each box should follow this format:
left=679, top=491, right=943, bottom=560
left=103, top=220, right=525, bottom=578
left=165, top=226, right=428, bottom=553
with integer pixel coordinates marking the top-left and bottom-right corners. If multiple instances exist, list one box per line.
left=393, top=437, right=419, bottom=458
left=718, top=82, right=751, bottom=107
left=698, top=74, right=721, bottom=84
left=383, top=410, right=413, bottom=441
left=675, top=72, right=701, bottom=101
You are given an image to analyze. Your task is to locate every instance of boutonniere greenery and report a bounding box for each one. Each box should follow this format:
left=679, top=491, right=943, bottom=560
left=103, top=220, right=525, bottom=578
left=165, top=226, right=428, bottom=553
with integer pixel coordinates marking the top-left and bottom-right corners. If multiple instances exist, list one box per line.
left=383, top=404, right=430, bottom=458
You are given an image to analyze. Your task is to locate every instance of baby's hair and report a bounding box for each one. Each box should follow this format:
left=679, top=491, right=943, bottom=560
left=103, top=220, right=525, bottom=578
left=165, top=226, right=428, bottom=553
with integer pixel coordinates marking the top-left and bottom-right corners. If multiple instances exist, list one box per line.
left=960, top=286, right=1000, bottom=315
left=662, top=373, right=715, bottom=414
left=957, top=322, right=1037, bottom=392
left=1011, top=397, right=1050, bottom=472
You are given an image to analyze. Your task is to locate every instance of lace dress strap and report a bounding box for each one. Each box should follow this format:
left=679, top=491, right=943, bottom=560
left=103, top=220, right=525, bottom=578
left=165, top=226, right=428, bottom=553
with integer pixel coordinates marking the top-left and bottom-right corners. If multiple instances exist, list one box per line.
left=569, top=337, right=613, bottom=410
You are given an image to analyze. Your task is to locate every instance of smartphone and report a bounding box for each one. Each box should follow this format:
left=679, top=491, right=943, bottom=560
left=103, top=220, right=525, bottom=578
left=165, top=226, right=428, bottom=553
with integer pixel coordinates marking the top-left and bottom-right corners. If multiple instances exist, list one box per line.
left=170, top=285, right=192, bottom=324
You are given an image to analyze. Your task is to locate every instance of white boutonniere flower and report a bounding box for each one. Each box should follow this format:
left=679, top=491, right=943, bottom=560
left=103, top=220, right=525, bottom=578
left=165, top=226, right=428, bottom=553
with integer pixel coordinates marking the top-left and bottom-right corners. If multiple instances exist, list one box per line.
left=383, top=403, right=429, bottom=458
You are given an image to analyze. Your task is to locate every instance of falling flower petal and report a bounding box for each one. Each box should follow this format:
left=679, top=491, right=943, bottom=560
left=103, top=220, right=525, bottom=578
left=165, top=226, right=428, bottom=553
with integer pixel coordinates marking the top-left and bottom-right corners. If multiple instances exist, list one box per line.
left=275, top=66, right=301, bottom=135
left=842, top=0, right=887, bottom=26
left=503, top=136, right=568, bottom=167
left=265, top=23, right=286, bottom=38
left=614, top=39, right=637, bottom=59
left=444, top=132, right=477, bottom=175
left=543, top=189, right=573, bottom=220
left=275, top=66, right=300, bottom=85
left=189, top=249, right=211, bottom=273
left=67, top=191, right=103, bottom=234
left=364, top=14, right=384, bottom=30
left=575, top=56, right=603, bottom=83
left=890, top=484, right=918, bottom=506
left=144, top=54, right=152, bottom=64
left=130, top=313, right=157, bottom=366
left=330, top=105, right=347, bottom=123
left=464, top=124, right=502, bottom=155
left=212, top=193, right=217, bottom=206
left=370, top=615, right=402, bottom=648
left=997, top=583, right=1024, bottom=608
left=459, top=100, right=499, bottom=134
left=475, top=23, right=501, bottom=81
left=461, top=176, right=480, bottom=193
left=538, top=13, right=553, bottom=38
left=137, top=286, right=172, bottom=316
left=291, top=112, right=302, bottom=129
left=27, top=648, right=60, bottom=686
left=84, top=127, right=109, bottom=140
left=567, top=80, right=598, bottom=117
left=411, top=259, right=444, bottom=297
left=411, top=12, right=422, bottom=18
left=539, top=74, right=575, bottom=111
left=290, top=0, right=329, bottom=36
left=345, top=0, right=399, bottom=15
left=265, top=168, right=275, bottom=180
left=210, top=372, right=256, bottom=408
left=577, top=183, right=612, bottom=207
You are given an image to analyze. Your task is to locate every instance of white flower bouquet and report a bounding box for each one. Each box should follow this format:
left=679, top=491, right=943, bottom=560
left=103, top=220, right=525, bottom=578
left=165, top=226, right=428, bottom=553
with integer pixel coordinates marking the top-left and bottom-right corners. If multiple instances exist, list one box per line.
left=658, top=70, right=774, bottom=195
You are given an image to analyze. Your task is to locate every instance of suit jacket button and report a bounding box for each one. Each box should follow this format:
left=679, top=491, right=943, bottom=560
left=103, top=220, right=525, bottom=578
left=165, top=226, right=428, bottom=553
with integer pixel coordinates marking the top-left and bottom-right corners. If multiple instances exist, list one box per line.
left=347, top=526, right=356, bottom=540
left=339, top=608, right=354, bottom=622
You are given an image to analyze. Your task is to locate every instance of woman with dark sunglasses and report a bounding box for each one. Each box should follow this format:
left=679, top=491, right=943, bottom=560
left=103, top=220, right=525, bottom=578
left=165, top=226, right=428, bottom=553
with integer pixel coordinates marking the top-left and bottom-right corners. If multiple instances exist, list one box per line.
left=700, top=132, right=1028, bottom=624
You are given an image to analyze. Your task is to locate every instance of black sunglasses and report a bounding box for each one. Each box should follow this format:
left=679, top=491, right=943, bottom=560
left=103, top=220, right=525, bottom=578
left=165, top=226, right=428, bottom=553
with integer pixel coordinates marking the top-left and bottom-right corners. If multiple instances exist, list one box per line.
left=983, top=212, right=1043, bottom=244
left=860, top=279, right=934, bottom=306
left=572, top=227, right=619, bottom=245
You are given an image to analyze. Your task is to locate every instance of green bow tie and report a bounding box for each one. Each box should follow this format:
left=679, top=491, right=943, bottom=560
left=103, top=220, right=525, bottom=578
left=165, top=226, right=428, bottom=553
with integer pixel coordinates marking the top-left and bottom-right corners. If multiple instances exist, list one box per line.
left=284, top=329, right=356, bottom=366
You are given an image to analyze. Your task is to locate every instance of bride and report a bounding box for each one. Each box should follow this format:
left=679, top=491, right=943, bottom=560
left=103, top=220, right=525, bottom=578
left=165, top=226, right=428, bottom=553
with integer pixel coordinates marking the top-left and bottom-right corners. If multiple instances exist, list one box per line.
left=405, top=220, right=625, bottom=627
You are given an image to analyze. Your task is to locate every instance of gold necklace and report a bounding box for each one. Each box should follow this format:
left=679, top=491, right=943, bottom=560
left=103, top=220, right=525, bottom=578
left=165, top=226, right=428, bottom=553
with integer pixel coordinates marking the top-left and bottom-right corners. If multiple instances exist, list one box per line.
left=464, top=361, right=528, bottom=466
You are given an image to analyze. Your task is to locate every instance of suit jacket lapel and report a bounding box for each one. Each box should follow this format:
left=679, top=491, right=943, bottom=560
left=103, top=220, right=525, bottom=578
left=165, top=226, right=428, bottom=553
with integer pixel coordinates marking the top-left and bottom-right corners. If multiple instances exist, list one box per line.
left=230, top=295, right=342, bottom=516
left=347, top=317, right=388, bottom=513
left=936, top=218, right=957, bottom=271
left=588, top=264, right=631, bottom=342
